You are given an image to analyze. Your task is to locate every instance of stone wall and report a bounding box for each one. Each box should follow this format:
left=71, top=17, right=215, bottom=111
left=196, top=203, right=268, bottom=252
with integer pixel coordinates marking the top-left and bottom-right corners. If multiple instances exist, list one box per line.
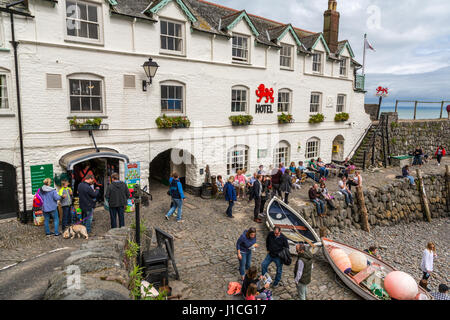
left=44, top=228, right=132, bottom=300
left=357, top=113, right=450, bottom=168
left=298, top=173, right=448, bottom=232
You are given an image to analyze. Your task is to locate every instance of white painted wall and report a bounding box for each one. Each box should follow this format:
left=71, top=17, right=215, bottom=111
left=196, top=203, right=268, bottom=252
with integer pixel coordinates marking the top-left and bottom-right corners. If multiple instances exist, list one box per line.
left=0, top=0, right=370, bottom=210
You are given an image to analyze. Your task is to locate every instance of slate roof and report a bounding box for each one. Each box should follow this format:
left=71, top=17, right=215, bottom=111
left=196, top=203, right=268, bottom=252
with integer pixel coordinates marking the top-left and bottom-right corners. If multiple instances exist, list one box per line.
left=110, top=0, right=157, bottom=21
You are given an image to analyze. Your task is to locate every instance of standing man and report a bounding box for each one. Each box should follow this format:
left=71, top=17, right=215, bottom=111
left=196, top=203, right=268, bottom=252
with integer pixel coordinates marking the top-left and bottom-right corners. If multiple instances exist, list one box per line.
left=78, top=174, right=99, bottom=234
left=294, top=244, right=313, bottom=300
left=252, top=175, right=263, bottom=223
left=261, top=226, right=289, bottom=288
left=40, top=178, right=63, bottom=237
left=165, top=172, right=186, bottom=222
left=105, top=173, right=130, bottom=229
left=224, top=176, right=237, bottom=218
left=280, top=170, right=292, bottom=205
left=271, top=167, right=282, bottom=198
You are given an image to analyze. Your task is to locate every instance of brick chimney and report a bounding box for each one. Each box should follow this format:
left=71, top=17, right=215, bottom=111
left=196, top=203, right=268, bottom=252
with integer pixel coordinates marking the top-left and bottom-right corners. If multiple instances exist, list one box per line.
left=323, top=0, right=340, bottom=53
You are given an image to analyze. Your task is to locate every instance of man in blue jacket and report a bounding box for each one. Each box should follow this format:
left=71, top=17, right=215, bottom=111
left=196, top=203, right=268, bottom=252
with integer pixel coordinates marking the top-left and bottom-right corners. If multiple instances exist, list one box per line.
left=165, top=173, right=186, bottom=222
left=78, top=174, right=99, bottom=233
left=224, top=176, right=237, bottom=218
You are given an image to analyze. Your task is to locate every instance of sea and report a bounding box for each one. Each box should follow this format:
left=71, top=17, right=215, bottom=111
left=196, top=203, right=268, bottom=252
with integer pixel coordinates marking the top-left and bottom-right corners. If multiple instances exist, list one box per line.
left=379, top=105, right=447, bottom=120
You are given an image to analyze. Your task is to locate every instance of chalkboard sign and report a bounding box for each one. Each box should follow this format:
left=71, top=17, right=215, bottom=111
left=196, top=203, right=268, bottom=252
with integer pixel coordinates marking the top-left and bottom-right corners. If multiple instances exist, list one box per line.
left=30, top=164, right=54, bottom=194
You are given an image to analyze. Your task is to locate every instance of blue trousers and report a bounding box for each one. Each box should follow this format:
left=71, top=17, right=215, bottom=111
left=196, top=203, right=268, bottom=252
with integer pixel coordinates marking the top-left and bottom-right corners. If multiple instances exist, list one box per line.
left=166, top=198, right=183, bottom=221
left=261, top=254, right=283, bottom=285
left=61, top=206, right=71, bottom=231
left=44, top=210, right=59, bottom=235
left=340, top=189, right=354, bottom=205
left=319, top=167, right=329, bottom=178
left=405, top=175, right=415, bottom=185
left=239, top=251, right=252, bottom=277
left=82, top=208, right=94, bottom=233
left=226, top=201, right=234, bottom=217
left=109, top=206, right=125, bottom=228
left=312, top=199, right=325, bottom=214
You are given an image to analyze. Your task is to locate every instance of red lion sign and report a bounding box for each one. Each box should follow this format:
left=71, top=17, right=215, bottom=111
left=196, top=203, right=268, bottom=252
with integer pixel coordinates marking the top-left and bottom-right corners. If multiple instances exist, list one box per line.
left=256, top=84, right=274, bottom=104
left=376, top=86, right=389, bottom=96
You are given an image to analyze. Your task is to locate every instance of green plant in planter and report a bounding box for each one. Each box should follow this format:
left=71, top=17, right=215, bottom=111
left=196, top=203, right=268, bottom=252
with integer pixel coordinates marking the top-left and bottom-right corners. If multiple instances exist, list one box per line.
left=334, top=112, right=349, bottom=122
left=156, top=114, right=190, bottom=128
left=229, top=115, right=253, bottom=125
left=69, top=116, right=81, bottom=128
left=278, top=113, right=293, bottom=123
left=309, top=113, right=325, bottom=124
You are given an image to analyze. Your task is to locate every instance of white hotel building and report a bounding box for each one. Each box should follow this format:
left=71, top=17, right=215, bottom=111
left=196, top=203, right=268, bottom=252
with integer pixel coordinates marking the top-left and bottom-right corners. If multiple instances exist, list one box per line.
left=0, top=0, right=370, bottom=218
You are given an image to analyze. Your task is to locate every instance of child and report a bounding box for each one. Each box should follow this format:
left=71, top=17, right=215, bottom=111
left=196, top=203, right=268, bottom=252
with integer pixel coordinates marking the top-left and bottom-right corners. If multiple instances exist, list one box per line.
left=58, top=179, right=73, bottom=231
left=245, top=283, right=258, bottom=300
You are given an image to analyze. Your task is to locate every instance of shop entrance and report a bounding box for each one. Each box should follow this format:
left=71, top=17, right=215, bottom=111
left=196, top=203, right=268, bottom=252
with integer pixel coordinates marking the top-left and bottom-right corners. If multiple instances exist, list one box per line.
left=0, top=162, right=18, bottom=219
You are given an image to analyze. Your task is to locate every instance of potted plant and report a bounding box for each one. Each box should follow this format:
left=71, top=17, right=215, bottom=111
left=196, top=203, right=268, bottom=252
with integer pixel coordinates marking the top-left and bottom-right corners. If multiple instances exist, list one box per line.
left=334, top=112, right=350, bottom=122
left=278, top=113, right=294, bottom=124
left=309, top=113, right=325, bottom=124
left=69, top=116, right=82, bottom=129
left=229, top=115, right=253, bottom=126
left=156, top=114, right=191, bottom=129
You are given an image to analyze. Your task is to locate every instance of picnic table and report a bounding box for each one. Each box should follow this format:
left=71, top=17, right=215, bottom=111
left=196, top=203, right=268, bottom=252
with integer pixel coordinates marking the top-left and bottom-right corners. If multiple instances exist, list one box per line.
left=390, top=155, right=413, bottom=167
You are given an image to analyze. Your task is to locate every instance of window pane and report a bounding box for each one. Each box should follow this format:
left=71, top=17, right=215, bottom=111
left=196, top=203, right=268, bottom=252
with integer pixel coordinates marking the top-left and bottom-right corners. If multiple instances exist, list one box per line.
left=168, top=38, right=174, bottom=50
left=88, top=23, right=99, bottom=40
left=70, top=80, right=80, bottom=95
left=78, top=3, right=87, bottom=21
left=175, top=86, right=182, bottom=99
left=66, top=1, right=76, bottom=17
left=168, top=86, right=175, bottom=98
left=70, top=97, right=81, bottom=111
left=67, top=19, right=77, bottom=36
left=161, top=21, right=167, bottom=35
left=79, top=22, right=88, bottom=38
left=161, top=86, right=168, bottom=99
left=161, top=36, right=167, bottom=49
left=91, top=97, right=101, bottom=111
left=175, top=24, right=182, bottom=37
left=168, top=22, right=174, bottom=36
left=91, top=81, right=101, bottom=96
left=81, top=97, right=91, bottom=111
left=80, top=80, right=90, bottom=95
left=88, top=5, right=98, bottom=22
left=175, top=39, right=182, bottom=51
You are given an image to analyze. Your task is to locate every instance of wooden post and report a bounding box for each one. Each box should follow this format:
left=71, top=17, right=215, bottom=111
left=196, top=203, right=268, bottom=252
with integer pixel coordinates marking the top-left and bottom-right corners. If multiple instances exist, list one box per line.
left=446, top=165, right=450, bottom=212
left=362, top=151, right=366, bottom=171
left=416, top=169, right=432, bottom=222
left=381, top=121, right=387, bottom=168
left=413, top=101, right=418, bottom=120
left=356, top=186, right=370, bottom=232
left=385, top=123, right=391, bottom=166
left=440, top=101, right=444, bottom=119
left=395, top=100, right=399, bottom=113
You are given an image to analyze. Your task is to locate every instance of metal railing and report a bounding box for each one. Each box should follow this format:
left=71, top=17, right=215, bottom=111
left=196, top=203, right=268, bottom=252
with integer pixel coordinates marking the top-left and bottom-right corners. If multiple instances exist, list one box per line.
left=394, top=100, right=450, bottom=120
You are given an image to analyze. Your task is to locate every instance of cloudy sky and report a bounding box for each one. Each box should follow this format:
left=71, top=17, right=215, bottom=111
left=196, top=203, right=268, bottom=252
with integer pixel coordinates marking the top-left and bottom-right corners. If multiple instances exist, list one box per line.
left=212, top=0, right=450, bottom=104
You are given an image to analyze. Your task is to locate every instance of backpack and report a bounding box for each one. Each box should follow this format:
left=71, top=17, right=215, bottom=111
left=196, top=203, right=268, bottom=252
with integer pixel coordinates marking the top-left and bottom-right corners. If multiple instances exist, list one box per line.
left=278, top=247, right=292, bottom=266
left=33, top=188, right=43, bottom=208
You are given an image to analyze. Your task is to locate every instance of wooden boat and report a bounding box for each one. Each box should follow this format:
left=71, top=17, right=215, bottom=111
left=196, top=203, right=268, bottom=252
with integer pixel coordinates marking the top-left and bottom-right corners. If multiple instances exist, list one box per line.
left=322, top=238, right=433, bottom=300
left=266, top=197, right=321, bottom=252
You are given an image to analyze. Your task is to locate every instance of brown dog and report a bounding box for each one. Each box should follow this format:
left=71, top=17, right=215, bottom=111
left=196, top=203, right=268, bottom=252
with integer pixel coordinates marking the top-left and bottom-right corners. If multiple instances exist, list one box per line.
left=63, top=225, right=89, bottom=240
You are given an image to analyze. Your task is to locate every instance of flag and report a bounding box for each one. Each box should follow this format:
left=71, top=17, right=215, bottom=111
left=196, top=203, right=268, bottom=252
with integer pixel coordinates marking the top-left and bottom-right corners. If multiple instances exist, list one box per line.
left=365, top=38, right=376, bottom=51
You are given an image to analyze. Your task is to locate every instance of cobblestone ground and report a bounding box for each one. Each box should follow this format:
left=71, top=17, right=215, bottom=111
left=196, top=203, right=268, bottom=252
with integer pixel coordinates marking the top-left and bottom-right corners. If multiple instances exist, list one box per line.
left=0, top=158, right=449, bottom=300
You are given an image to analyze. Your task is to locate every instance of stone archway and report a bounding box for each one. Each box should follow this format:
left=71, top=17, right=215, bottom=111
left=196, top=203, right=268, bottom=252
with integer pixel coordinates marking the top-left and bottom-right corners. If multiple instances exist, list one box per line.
left=149, top=148, right=199, bottom=194
left=332, top=135, right=345, bottom=162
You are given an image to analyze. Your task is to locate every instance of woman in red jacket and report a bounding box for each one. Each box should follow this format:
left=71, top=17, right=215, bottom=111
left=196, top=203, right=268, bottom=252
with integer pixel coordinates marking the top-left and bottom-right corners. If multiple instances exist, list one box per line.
left=435, top=146, right=446, bottom=166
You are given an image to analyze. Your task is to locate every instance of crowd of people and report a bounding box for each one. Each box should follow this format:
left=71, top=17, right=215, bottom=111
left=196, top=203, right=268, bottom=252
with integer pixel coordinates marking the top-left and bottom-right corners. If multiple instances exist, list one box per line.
left=401, top=145, right=446, bottom=186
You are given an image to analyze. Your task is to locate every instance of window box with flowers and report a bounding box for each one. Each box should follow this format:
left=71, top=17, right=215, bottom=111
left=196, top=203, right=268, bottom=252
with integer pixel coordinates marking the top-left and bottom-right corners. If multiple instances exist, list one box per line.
left=334, top=112, right=350, bottom=122
left=229, top=115, right=253, bottom=126
left=155, top=114, right=191, bottom=129
left=278, top=113, right=294, bottom=124
left=309, top=113, right=325, bottom=124
left=69, top=117, right=108, bottom=131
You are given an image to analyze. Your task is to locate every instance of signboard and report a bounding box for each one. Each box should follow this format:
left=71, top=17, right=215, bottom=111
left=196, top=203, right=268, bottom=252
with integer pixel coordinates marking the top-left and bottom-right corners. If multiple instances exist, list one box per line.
left=125, top=162, right=140, bottom=213
left=257, top=149, right=268, bottom=159
left=255, top=84, right=275, bottom=114
left=30, top=164, right=54, bottom=194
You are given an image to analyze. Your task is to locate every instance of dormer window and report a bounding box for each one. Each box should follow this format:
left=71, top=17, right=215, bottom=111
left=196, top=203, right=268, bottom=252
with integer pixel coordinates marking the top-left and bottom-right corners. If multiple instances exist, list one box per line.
left=280, top=44, right=293, bottom=69
left=232, top=34, right=249, bottom=63
left=312, top=53, right=322, bottom=73
left=160, top=20, right=184, bottom=54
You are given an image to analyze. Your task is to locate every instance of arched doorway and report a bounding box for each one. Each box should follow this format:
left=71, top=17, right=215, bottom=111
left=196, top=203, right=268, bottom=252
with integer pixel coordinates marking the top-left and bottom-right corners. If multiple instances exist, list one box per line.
left=0, top=162, right=18, bottom=219
left=149, top=148, right=197, bottom=189
left=332, top=135, right=345, bottom=162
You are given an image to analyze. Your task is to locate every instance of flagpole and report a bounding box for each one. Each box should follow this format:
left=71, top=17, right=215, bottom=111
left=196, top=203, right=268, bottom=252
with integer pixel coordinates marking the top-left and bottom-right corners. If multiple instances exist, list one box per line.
left=362, top=33, right=367, bottom=76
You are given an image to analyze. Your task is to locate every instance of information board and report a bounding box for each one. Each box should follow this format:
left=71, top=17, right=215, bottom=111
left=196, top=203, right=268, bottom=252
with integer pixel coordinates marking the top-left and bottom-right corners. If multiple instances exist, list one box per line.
left=30, top=164, right=54, bottom=194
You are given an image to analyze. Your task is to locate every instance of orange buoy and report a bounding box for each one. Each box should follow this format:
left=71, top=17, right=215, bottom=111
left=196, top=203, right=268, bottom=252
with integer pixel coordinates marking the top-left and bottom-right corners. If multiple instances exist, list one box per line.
left=384, top=271, right=418, bottom=300
left=349, top=252, right=367, bottom=273
left=330, top=248, right=352, bottom=274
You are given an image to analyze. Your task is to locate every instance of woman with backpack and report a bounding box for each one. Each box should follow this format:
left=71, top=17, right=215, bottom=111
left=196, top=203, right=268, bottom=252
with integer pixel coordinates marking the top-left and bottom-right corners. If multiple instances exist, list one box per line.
left=40, top=178, right=64, bottom=236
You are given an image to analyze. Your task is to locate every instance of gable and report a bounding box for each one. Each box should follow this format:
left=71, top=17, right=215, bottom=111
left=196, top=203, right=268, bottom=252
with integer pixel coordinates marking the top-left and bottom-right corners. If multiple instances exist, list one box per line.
left=311, top=34, right=331, bottom=54
left=232, top=17, right=255, bottom=36
left=148, top=0, right=197, bottom=23
left=277, top=25, right=304, bottom=48
left=225, top=11, right=260, bottom=37
left=338, top=42, right=355, bottom=58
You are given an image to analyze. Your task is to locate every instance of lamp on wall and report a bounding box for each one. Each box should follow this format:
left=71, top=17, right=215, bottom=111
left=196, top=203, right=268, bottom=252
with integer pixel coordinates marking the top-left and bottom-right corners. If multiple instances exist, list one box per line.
left=142, top=58, right=159, bottom=91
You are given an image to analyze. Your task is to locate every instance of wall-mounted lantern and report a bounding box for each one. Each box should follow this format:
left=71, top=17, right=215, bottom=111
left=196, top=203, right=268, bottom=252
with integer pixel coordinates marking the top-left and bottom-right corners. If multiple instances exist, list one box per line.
left=142, top=58, right=159, bottom=91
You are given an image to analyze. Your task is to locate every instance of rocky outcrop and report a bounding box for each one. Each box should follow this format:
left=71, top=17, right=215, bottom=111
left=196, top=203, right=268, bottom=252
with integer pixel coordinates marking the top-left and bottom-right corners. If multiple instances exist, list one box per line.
left=43, top=228, right=131, bottom=300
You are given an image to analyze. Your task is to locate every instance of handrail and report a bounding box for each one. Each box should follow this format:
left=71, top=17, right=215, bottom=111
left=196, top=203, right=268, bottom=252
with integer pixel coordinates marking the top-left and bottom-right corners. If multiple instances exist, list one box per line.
left=346, top=122, right=373, bottom=159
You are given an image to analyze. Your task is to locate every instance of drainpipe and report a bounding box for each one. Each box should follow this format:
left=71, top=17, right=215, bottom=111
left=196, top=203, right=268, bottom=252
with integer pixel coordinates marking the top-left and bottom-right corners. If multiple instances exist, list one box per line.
left=5, top=1, right=31, bottom=223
